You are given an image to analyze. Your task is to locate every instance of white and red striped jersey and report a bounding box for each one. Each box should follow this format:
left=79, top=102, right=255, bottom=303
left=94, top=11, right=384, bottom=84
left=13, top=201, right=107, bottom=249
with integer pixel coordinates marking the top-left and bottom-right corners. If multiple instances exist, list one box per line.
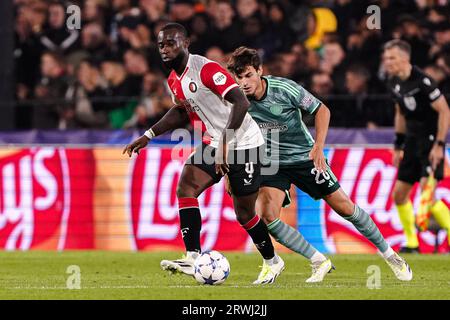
left=167, top=54, right=264, bottom=150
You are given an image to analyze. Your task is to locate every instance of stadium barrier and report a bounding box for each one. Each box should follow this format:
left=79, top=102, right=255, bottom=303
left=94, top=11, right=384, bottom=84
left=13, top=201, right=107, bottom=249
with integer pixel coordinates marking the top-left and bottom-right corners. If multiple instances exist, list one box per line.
left=0, top=135, right=448, bottom=253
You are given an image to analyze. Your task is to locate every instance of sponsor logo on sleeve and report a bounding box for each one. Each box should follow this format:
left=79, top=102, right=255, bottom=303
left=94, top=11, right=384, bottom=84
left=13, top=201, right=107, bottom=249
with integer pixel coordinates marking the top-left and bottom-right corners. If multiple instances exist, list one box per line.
left=213, top=72, right=227, bottom=86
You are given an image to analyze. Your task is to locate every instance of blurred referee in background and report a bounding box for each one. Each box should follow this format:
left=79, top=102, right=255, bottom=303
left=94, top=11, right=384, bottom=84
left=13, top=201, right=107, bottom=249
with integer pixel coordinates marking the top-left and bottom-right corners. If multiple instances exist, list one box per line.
left=383, top=39, right=450, bottom=253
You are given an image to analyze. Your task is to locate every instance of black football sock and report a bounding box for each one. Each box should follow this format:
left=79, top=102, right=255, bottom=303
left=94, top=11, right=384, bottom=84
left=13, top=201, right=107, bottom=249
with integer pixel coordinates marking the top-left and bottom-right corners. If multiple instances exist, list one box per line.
left=178, top=197, right=202, bottom=254
left=241, top=214, right=275, bottom=259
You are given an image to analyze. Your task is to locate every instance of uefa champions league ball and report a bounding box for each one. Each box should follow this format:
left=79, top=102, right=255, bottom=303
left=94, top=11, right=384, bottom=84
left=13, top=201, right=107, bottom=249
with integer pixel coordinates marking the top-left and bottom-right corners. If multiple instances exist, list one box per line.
left=194, top=250, right=230, bottom=285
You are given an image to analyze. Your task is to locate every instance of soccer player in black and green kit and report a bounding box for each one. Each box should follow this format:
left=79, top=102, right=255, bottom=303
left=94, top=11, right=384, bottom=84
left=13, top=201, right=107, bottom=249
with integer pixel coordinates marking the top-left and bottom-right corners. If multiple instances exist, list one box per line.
left=227, top=46, right=413, bottom=282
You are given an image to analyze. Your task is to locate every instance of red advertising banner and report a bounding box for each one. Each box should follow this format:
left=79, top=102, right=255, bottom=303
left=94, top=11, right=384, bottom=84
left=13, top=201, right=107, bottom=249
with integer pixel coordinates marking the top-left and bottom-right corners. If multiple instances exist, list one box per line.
left=0, top=146, right=447, bottom=253
left=324, top=148, right=450, bottom=254
left=0, top=148, right=95, bottom=250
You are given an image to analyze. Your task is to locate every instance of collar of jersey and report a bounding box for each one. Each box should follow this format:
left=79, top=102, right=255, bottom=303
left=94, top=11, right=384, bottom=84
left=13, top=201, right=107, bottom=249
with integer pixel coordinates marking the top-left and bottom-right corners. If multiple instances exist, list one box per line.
left=253, top=76, right=269, bottom=102
left=175, top=54, right=191, bottom=80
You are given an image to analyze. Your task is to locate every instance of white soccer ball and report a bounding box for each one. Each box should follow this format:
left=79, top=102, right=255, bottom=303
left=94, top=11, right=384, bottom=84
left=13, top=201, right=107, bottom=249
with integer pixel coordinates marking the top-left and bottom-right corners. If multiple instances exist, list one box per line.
left=194, top=250, right=230, bottom=285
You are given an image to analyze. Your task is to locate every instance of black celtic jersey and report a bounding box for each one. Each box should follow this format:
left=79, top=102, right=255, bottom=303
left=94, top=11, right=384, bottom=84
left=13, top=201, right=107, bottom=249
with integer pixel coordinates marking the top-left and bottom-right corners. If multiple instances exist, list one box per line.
left=386, top=66, right=442, bottom=136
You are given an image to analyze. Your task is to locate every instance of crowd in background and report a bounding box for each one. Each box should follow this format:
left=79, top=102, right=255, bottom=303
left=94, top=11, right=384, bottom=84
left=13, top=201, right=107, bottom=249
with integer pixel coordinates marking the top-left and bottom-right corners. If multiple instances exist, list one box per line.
left=13, top=0, right=450, bottom=130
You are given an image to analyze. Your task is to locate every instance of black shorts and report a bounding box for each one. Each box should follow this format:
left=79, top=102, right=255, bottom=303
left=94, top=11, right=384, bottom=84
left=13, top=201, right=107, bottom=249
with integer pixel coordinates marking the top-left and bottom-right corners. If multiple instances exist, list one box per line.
left=261, top=160, right=341, bottom=207
left=398, top=136, right=444, bottom=184
left=186, top=143, right=263, bottom=197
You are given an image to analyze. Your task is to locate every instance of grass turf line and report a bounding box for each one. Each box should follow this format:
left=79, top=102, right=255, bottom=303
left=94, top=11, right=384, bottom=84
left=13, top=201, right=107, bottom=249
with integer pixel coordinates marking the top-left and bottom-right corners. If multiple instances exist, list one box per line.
left=0, top=251, right=449, bottom=300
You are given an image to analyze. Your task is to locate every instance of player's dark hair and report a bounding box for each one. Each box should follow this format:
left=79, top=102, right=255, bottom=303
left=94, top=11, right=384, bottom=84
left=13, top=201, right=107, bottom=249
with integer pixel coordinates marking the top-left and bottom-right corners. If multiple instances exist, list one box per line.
left=160, top=22, right=188, bottom=38
left=383, top=39, right=411, bottom=57
left=227, top=46, right=262, bottom=75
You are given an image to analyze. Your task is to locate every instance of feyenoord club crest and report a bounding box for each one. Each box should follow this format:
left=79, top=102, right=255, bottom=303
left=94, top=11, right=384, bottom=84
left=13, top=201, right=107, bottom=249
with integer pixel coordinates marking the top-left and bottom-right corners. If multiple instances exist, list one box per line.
left=189, top=81, right=197, bottom=93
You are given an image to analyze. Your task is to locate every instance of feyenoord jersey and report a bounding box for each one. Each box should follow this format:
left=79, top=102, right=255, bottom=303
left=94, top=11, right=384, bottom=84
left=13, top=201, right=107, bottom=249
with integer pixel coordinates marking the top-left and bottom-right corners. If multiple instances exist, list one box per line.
left=167, top=54, right=264, bottom=150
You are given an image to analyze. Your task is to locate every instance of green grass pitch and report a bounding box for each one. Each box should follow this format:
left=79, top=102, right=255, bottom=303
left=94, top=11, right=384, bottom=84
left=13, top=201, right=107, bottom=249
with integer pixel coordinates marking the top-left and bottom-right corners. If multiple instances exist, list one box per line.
left=0, top=251, right=449, bottom=300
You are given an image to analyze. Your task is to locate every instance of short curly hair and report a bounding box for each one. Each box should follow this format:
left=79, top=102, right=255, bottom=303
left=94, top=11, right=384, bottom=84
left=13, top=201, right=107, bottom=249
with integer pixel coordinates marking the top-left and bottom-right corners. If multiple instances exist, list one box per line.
left=227, top=46, right=262, bottom=75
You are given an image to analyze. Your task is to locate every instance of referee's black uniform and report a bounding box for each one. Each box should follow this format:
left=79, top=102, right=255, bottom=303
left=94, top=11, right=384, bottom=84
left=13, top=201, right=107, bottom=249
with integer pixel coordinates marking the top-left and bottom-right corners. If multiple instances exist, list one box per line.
left=386, top=66, right=446, bottom=184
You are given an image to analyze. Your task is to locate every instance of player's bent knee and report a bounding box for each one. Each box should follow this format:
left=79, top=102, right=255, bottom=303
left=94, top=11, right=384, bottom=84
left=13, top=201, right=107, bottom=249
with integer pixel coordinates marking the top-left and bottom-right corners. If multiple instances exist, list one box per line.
left=393, top=189, right=408, bottom=205
left=176, top=184, right=196, bottom=199
left=334, top=203, right=355, bottom=217
left=261, top=215, right=277, bottom=225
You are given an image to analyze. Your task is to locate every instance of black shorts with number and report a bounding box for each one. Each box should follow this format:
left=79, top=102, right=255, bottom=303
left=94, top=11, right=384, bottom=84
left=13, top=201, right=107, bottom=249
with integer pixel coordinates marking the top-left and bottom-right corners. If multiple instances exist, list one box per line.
left=261, top=160, right=341, bottom=207
left=398, top=135, right=445, bottom=184
left=186, top=143, right=263, bottom=197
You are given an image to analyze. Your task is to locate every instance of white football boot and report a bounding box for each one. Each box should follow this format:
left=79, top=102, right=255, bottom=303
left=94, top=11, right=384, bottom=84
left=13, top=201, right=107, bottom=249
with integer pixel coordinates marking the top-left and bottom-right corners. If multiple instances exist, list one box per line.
left=306, top=258, right=335, bottom=283
left=384, top=252, right=413, bottom=281
left=160, top=252, right=199, bottom=276
left=253, top=255, right=285, bottom=285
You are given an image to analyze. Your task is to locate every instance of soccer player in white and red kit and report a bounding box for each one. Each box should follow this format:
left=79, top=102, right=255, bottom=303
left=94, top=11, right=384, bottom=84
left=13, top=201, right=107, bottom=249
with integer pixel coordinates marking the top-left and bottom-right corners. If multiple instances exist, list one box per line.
left=123, top=23, right=284, bottom=284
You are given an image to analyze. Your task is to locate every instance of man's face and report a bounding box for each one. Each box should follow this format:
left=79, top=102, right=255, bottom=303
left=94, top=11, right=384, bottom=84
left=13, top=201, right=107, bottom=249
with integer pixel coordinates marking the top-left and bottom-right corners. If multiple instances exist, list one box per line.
left=48, top=4, right=65, bottom=29
left=234, top=65, right=262, bottom=98
left=41, top=54, right=58, bottom=77
left=345, top=71, right=367, bottom=94
left=157, top=29, right=187, bottom=64
left=383, top=47, right=409, bottom=76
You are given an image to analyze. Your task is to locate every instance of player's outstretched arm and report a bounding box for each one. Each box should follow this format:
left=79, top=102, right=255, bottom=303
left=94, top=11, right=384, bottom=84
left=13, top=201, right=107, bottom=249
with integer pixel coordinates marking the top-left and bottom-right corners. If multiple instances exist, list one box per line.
left=309, top=103, right=330, bottom=172
left=122, top=105, right=190, bottom=157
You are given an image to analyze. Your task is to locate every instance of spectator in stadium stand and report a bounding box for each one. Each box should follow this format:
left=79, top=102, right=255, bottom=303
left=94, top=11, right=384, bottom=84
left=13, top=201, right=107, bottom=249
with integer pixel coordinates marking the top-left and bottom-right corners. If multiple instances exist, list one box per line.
left=140, top=0, right=168, bottom=34
left=395, top=14, right=431, bottom=68
left=436, top=51, right=450, bottom=93
left=307, top=71, right=334, bottom=127
left=345, top=16, right=384, bottom=75
left=101, top=58, right=141, bottom=98
left=71, top=58, right=111, bottom=128
left=114, top=12, right=151, bottom=58
left=168, top=0, right=197, bottom=35
left=123, top=48, right=150, bottom=90
left=11, top=0, right=450, bottom=130
left=33, top=51, right=72, bottom=129
left=265, top=1, right=295, bottom=54
left=320, top=40, right=348, bottom=94
left=188, top=10, right=214, bottom=55
left=431, top=23, right=450, bottom=59
left=344, top=64, right=392, bottom=129
left=123, top=71, right=172, bottom=129
left=236, top=0, right=259, bottom=21
left=101, top=58, right=143, bottom=128
left=82, top=0, right=107, bottom=27
left=331, top=0, right=366, bottom=44
left=205, top=46, right=227, bottom=68
left=236, top=0, right=271, bottom=54
left=310, top=71, right=334, bottom=98
left=298, top=6, right=338, bottom=50
left=124, top=48, right=150, bottom=74
left=424, top=64, right=447, bottom=89
left=40, top=1, right=80, bottom=54
left=78, top=22, right=111, bottom=63
left=209, top=0, right=245, bottom=53
left=15, top=3, right=45, bottom=98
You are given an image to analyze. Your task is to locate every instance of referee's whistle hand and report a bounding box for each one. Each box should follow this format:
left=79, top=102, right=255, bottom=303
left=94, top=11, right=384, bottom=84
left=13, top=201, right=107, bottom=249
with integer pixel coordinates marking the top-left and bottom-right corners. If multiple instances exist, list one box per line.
left=429, top=144, right=444, bottom=170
